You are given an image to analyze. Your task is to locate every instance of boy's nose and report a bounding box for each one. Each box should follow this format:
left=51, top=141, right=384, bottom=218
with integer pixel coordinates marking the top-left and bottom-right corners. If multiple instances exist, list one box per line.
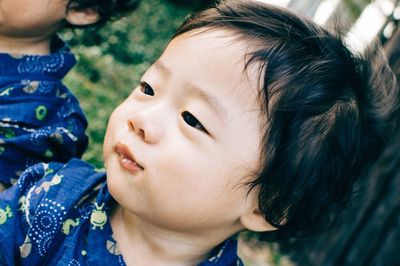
left=126, top=111, right=164, bottom=144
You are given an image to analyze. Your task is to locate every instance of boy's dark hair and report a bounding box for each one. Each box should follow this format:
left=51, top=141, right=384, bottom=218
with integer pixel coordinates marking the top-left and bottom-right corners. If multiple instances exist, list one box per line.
left=175, top=0, right=399, bottom=237
left=66, top=0, right=140, bottom=28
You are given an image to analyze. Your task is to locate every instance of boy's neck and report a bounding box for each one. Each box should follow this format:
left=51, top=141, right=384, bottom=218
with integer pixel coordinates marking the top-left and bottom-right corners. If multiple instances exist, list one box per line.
left=111, top=206, right=237, bottom=266
left=0, top=35, right=53, bottom=55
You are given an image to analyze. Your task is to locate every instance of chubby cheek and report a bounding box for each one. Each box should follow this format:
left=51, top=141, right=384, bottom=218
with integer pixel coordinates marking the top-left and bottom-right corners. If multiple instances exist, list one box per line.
left=146, top=174, right=248, bottom=230
left=150, top=151, right=240, bottom=205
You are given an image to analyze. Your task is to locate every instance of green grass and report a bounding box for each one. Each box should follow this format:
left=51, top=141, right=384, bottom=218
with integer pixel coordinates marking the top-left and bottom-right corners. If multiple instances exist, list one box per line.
left=63, top=0, right=190, bottom=168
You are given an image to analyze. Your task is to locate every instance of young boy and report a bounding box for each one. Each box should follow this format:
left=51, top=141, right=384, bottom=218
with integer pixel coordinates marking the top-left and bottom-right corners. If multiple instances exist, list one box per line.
left=0, top=0, right=140, bottom=189
left=0, top=0, right=398, bottom=265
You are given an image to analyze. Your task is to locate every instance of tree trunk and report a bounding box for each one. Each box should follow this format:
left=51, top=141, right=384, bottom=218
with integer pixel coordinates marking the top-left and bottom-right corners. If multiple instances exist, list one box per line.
left=384, top=23, right=400, bottom=80
left=281, top=136, right=400, bottom=265
left=279, top=25, right=400, bottom=266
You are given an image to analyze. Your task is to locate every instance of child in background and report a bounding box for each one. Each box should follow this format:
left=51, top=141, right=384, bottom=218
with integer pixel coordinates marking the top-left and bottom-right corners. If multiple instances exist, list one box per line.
left=0, top=0, right=140, bottom=189
left=0, top=0, right=398, bottom=265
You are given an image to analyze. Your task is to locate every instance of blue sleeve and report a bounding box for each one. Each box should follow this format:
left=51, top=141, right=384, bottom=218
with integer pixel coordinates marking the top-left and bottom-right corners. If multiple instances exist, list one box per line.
left=0, top=162, right=64, bottom=265
left=0, top=50, right=88, bottom=185
left=0, top=159, right=100, bottom=265
left=0, top=84, right=88, bottom=185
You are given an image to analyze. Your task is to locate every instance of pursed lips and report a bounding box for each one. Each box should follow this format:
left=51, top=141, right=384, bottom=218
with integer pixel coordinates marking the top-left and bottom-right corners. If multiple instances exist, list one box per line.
left=114, top=142, right=144, bottom=171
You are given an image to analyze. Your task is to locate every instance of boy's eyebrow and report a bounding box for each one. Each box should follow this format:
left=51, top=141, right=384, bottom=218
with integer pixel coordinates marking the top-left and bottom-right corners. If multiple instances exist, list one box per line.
left=154, top=60, right=171, bottom=76
left=154, top=60, right=227, bottom=119
left=189, top=85, right=227, bottom=120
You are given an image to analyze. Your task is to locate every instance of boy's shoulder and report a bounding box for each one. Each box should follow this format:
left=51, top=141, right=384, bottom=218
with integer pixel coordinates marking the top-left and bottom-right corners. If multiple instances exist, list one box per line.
left=18, top=159, right=105, bottom=210
left=200, top=238, right=244, bottom=266
left=0, top=159, right=105, bottom=217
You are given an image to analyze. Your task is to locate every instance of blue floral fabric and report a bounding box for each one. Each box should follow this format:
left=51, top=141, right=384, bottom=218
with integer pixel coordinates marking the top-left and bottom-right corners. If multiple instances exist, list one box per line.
left=0, top=159, right=243, bottom=265
left=0, top=38, right=88, bottom=186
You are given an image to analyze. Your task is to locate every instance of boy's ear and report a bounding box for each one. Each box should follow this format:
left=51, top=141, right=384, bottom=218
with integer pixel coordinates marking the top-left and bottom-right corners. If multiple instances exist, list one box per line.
left=240, top=208, right=277, bottom=232
left=65, top=8, right=100, bottom=26
left=239, top=190, right=277, bottom=232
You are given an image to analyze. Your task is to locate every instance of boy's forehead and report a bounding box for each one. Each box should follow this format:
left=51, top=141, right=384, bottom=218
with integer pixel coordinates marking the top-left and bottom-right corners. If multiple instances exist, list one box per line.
left=164, top=29, right=263, bottom=92
left=152, top=59, right=228, bottom=119
left=173, top=28, right=248, bottom=52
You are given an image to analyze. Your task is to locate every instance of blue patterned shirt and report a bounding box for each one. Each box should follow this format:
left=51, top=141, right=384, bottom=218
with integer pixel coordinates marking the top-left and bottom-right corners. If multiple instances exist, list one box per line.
left=0, top=37, right=88, bottom=186
left=0, top=159, right=244, bottom=265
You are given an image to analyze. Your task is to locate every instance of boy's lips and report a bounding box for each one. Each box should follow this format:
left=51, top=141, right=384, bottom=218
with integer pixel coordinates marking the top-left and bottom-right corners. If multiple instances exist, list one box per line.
left=114, top=142, right=144, bottom=172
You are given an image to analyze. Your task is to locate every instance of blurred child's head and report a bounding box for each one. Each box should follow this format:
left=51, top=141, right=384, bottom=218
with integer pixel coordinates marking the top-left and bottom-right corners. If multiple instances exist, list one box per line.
left=0, top=0, right=139, bottom=46
left=103, top=0, right=399, bottom=243
left=65, top=0, right=140, bottom=28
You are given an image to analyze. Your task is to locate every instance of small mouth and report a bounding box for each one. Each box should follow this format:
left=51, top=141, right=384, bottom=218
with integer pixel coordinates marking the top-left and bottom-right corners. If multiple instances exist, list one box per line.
left=114, top=142, right=144, bottom=172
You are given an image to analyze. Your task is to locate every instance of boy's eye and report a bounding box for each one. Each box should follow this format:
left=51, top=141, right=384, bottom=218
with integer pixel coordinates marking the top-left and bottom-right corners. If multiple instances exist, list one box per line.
left=140, top=82, right=154, bottom=96
left=182, top=111, right=208, bottom=133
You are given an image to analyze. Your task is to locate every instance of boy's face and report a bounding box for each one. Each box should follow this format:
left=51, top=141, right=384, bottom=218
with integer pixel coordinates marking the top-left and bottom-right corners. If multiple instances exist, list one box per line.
left=104, top=30, right=264, bottom=241
left=0, top=0, right=67, bottom=39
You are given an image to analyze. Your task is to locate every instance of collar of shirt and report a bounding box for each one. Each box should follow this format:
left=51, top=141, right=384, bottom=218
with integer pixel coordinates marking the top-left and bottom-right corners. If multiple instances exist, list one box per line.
left=0, top=35, right=76, bottom=80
